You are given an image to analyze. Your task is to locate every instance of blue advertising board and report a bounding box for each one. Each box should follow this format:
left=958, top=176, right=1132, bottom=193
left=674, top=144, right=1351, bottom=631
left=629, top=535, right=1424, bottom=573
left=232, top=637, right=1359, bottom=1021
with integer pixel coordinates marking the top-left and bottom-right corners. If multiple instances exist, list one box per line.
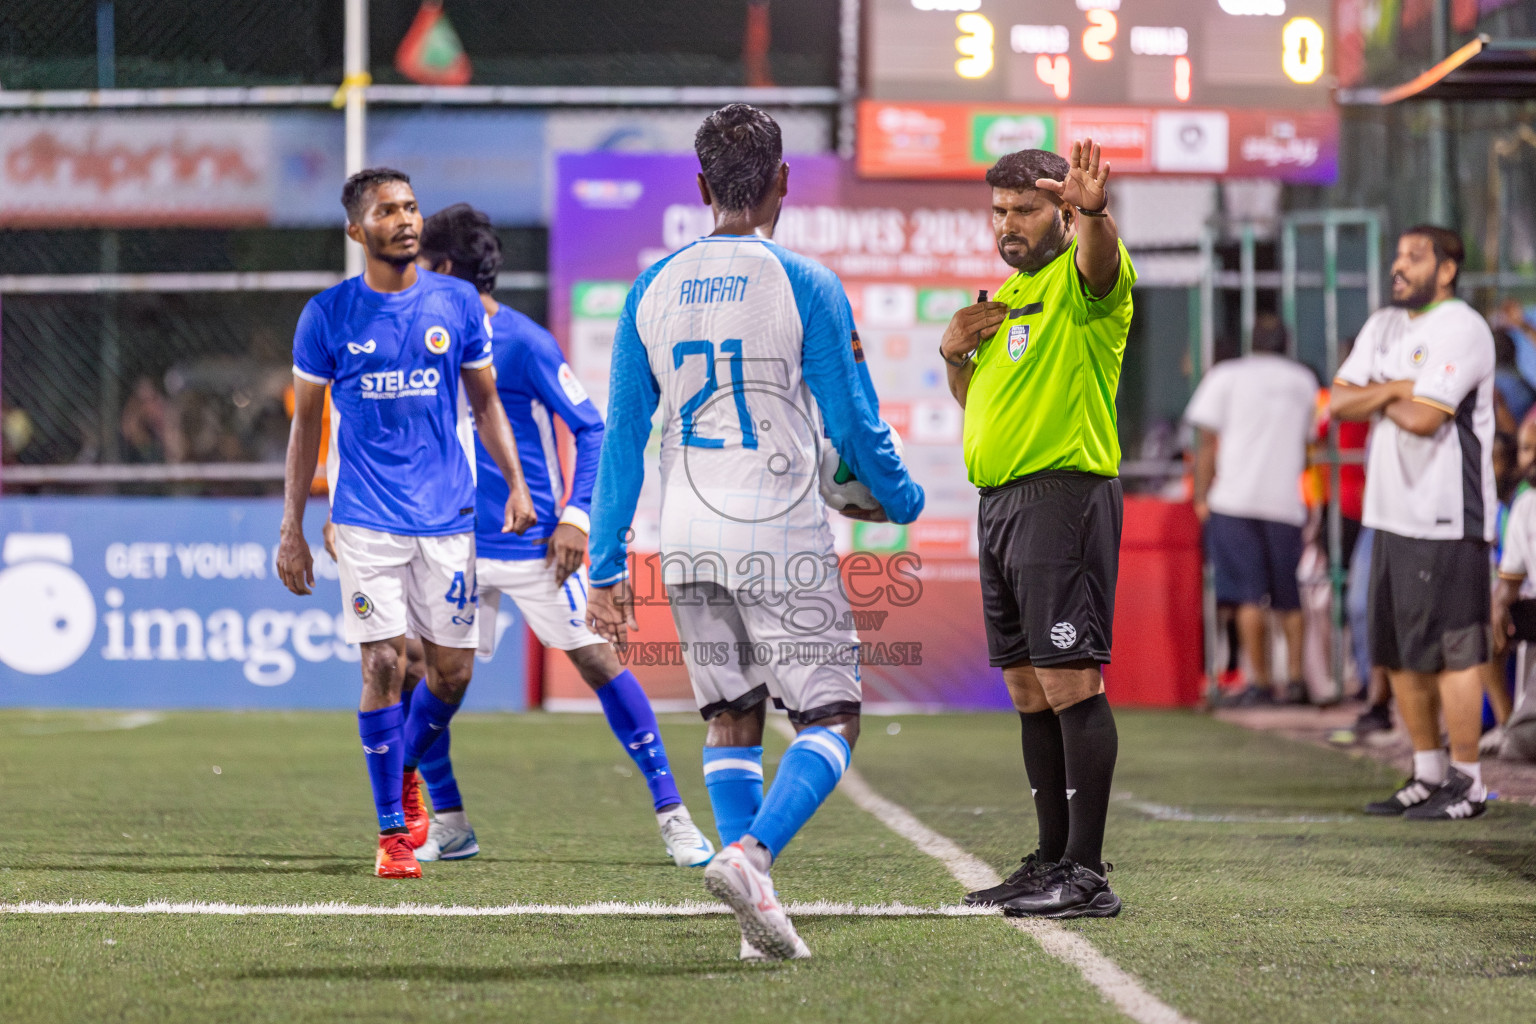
left=0, top=498, right=527, bottom=710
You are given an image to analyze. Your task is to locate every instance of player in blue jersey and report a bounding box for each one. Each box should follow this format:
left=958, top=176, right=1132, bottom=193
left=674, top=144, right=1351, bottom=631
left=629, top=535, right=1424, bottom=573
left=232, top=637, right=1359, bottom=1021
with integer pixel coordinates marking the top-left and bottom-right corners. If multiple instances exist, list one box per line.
left=586, top=104, right=925, bottom=960
left=276, top=168, right=537, bottom=879
left=379, top=203, right=714, bottom=866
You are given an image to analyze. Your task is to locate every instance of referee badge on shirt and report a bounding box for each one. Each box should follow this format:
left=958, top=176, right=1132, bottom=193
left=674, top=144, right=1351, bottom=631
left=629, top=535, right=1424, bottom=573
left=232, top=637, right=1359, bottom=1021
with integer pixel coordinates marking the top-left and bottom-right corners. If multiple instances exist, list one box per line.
left=424, top=325, right=451, bottom=355
left=1008, top=323, right=1030, bottom=362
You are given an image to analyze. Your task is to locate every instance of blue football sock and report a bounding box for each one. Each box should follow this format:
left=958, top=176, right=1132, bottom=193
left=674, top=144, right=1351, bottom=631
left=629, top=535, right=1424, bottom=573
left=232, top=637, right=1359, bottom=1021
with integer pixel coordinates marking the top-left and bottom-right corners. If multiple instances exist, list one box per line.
left=746, top=726, right=849, bottom=859
left=400, top=682, right=416, bottom=717
left=418, top=728, right=463, bottom=812
left=596, top=670, right=682, bottom=812
left=402, top=684, right=459, bottom=772
left=358, top=703, right=406, bottom=832
left=703, top=745, right=764, bottom=847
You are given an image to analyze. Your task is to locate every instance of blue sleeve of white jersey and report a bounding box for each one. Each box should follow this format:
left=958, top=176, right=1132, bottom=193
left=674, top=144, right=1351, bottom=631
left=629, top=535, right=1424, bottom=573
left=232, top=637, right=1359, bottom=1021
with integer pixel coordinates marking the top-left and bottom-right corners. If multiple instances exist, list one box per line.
left=782, top=254, right=925, bottom=524
left=524, top=325, right=605, bottom=527
left=291, top=299, right=335, bottom=385
left=589, top=276, right=662, bottom=587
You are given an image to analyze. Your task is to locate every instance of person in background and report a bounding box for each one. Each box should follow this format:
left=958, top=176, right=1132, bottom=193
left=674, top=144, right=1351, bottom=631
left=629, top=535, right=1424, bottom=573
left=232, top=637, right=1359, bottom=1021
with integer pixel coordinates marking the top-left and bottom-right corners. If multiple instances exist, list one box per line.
left=1483, top=422, right=1528, bottom=754
left=1326, top=337, right=1393, bottom=735
left=1185, top=313, right=1320, bottom=706
left=1492, top=327, right=1534, bottom=426
left=1332, top=225, right=1496, bottom=821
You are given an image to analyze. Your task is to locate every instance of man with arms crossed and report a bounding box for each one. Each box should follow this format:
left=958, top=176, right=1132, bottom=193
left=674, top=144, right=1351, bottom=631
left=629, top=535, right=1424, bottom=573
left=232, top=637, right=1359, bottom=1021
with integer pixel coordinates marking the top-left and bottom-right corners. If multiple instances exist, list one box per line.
left=277, top=168, right=536, bottom=878
left=942, top=143, right=1134, bottom=919
left=586, top=104, right=923, bottom=960
left=390, top=202, right=714, bottom=866
left=1331, top=226, right=1496, bottom=820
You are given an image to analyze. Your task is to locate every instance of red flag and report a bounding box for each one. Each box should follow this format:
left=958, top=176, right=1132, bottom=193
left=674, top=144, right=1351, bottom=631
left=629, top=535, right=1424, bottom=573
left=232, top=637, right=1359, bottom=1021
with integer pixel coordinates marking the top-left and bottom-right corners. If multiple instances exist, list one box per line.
left=395, top=1, right=472, bottom=86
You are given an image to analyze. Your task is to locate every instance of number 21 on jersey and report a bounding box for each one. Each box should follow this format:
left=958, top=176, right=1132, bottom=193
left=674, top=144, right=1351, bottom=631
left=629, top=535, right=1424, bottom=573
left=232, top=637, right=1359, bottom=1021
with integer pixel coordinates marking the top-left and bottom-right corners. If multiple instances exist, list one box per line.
left=672, top=339, right=758, bottom=450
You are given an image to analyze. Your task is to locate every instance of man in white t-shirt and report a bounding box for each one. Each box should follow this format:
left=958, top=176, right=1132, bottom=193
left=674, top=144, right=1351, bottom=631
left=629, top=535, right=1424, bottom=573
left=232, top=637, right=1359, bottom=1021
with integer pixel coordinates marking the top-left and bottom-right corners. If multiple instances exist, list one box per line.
left=1331, top=225, right=1496, bottom=821
left=1186, top=314, right=1320, bottom=705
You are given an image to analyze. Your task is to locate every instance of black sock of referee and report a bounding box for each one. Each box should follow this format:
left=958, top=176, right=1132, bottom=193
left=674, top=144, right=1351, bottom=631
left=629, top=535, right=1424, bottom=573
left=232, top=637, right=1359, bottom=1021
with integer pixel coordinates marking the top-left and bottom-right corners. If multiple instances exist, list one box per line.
left=1018, top=709, right=1070, bottom=863
left=1058, top=693, right=1118, bottom=871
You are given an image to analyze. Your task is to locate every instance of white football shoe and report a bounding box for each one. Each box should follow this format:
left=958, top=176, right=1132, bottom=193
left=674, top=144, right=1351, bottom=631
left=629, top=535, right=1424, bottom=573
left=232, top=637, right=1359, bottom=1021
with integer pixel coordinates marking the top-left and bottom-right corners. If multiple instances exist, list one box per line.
left=658, top=805, right=715, bottom=867
left=740, top=933, right=810, bottom=961
left=703, top=842, right=809, bottom=960
left=415, top=818, right=479, bottom=862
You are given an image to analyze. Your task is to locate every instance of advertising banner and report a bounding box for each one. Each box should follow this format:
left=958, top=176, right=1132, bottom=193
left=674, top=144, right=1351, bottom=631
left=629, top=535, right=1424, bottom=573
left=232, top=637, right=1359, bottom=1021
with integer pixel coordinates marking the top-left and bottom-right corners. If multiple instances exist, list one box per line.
left=857, top=100, right=1338, bottom=184
left=0, top=498, right=527, bottom=710
left=0, top=111, right=547, bottom=228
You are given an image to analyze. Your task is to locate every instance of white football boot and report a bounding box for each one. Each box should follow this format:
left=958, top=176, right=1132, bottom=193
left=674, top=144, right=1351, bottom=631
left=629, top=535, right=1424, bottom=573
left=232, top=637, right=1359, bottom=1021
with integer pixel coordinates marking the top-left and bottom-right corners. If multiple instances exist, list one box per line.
left=703, top=842, right=809, bottom=960
left=658, top=805, right=715, bottom=867
left=415, top=817, right=479, bottom=862
left=740, top=933, right=810, bottom=961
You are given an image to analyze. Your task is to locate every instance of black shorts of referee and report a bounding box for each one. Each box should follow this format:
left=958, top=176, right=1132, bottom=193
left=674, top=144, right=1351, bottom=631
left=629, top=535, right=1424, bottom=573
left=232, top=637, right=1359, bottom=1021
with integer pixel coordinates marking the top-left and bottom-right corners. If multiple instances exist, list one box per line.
left=1369, top=530, right=1491, bottom=673
left=978, top=470, right=1122, bottom=667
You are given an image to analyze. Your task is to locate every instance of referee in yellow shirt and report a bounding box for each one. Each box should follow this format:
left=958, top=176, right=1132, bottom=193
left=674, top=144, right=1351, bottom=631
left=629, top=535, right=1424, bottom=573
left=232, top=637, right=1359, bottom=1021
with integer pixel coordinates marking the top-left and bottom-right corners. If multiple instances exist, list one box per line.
left=944, top=141, right=1135, bottom=919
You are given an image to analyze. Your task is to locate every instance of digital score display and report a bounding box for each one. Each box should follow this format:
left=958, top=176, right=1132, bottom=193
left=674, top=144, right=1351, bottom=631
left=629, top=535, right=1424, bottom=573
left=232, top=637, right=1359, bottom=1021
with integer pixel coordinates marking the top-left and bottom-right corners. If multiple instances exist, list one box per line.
left=859, top=0, right=1339, bottom=182
left=869, top=0, right=1333, bottom=109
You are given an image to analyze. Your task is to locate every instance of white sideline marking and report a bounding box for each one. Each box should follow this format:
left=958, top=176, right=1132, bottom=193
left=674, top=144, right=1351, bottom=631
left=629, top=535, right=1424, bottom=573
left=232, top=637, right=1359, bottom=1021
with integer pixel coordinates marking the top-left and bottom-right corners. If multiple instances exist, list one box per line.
left=782, top=721, right=1193, bottom=1024
left=1124, top=800, right=1355, bottom=824
left=0, top=900, right=994, bottom=919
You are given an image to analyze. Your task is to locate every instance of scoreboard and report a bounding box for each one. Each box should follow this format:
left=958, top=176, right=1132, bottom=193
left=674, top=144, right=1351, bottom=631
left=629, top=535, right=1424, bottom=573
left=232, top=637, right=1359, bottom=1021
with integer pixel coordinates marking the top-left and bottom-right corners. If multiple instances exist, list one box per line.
left=860, top=0, right=1339, bottom=182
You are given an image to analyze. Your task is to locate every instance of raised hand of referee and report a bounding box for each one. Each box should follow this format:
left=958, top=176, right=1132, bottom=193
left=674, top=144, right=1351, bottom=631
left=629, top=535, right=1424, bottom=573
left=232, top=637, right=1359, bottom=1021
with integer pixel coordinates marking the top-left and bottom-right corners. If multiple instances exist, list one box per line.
left=1033, top=138, right=1109, bottom=213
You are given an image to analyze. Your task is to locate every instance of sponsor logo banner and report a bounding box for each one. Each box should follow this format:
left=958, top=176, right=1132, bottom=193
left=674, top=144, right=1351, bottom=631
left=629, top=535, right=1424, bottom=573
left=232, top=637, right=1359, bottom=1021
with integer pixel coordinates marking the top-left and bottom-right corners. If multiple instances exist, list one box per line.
left=857, top=100, right=1337, bottom=184
left=0, top=498, right=526, bottom=709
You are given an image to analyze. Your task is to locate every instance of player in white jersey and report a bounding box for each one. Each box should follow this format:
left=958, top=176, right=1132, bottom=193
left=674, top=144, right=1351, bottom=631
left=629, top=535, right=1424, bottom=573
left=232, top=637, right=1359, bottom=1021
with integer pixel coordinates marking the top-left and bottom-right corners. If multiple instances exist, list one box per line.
left=276, top=168, right=536, bottom=878
left=586, top=104, right=924, bottom=960
left=1331, top=225, right=1496, bottom=821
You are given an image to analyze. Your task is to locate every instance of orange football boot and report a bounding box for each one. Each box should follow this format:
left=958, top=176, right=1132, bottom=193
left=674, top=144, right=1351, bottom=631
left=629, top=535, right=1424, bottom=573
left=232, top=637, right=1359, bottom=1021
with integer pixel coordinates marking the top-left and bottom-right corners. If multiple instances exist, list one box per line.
left=402, top=768, right=430, bottom=847
left=375, top=832, right=423, bottom=878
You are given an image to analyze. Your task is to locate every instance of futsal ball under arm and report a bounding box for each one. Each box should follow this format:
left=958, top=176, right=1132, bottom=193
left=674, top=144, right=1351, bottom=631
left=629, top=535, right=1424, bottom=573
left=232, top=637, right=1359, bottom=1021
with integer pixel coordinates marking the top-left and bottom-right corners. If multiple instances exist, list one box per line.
left=818, top=423, right=904, bottom=514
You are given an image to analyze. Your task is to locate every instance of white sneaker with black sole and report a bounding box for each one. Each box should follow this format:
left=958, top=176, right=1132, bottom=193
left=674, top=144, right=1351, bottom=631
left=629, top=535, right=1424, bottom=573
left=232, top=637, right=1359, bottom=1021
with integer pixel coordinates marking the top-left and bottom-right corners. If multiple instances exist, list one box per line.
left=1403, top=767, right=1487, bottom=821
left=1364, top=776, right=1437, bottom=815
left=657, top=805, right=715, bottom=867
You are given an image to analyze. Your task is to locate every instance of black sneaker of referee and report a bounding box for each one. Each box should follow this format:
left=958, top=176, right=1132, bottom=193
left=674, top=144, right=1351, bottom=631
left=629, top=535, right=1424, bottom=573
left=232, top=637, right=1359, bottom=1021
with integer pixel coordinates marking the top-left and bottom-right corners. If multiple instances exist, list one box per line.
left=1403, top=767, right=1487, bottom=821
left=1001, top=860, right=1120, bottom=919
left=1363, top=775, right=1437, bottom=815
left=963, top=851, right=1051, bottom=907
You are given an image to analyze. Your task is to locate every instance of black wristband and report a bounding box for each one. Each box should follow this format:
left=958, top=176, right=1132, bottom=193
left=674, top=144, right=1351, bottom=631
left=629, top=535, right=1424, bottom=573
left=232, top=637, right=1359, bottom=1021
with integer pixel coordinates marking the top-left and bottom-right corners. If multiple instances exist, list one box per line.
left=940, top=343, right=972, bottom=369
left=1076, top=204, right=1108, bottom=218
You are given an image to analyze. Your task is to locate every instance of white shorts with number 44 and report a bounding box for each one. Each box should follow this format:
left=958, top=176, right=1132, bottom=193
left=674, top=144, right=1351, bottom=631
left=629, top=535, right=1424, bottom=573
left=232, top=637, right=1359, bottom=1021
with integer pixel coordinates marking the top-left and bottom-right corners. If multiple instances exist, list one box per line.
left=333, top=524, right=479, bottom=648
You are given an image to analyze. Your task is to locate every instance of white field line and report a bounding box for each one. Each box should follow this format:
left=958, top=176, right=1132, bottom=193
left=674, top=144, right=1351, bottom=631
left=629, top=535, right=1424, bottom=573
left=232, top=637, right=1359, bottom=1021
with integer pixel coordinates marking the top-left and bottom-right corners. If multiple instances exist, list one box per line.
left=0, top=900, right=993, bottom=919
left=776, top=720, right=1193, bottom=1024
left=1123, top=800, right=1355, bottom=824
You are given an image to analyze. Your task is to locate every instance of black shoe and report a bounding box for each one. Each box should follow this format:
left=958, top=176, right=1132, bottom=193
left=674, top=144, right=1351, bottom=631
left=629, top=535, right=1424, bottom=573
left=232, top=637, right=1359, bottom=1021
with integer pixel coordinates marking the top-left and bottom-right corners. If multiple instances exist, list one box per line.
left=964, top=851, right=1051, bottom=907
left=1214, top=686, right=1271, bottom=709
left=1363, top=776, right=1436, bottom=815
left=1403, top=767, right=1487, bottom=821
left=1353, top=703, right=1392, bottom=736
left=1001, top=860, right=1121, bottom=919
left=1281, top=681, right=1310, bottom=705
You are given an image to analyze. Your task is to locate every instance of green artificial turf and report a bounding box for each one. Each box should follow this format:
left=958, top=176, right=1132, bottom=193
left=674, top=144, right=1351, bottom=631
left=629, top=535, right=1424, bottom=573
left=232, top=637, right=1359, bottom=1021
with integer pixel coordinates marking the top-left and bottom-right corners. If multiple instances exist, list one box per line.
left=1, top=708, right=1534, bottom=1023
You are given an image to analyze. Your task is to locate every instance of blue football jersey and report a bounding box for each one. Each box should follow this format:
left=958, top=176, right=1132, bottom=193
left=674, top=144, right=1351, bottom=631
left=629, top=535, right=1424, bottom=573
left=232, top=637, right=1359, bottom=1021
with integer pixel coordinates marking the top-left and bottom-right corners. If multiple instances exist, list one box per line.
left=292, top=269, right=494, bottom=537
left=475, top=304, right=604, bottom=560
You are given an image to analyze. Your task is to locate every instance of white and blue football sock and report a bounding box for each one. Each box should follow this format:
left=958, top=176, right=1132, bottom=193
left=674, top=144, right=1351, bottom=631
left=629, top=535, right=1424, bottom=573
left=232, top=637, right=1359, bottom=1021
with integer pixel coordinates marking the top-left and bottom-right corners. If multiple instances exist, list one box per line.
left=703, top=745, right=764, bottom=846
left=597, top=670, right=683, bottom=811
left=743, top=726, right=850, bottom=862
